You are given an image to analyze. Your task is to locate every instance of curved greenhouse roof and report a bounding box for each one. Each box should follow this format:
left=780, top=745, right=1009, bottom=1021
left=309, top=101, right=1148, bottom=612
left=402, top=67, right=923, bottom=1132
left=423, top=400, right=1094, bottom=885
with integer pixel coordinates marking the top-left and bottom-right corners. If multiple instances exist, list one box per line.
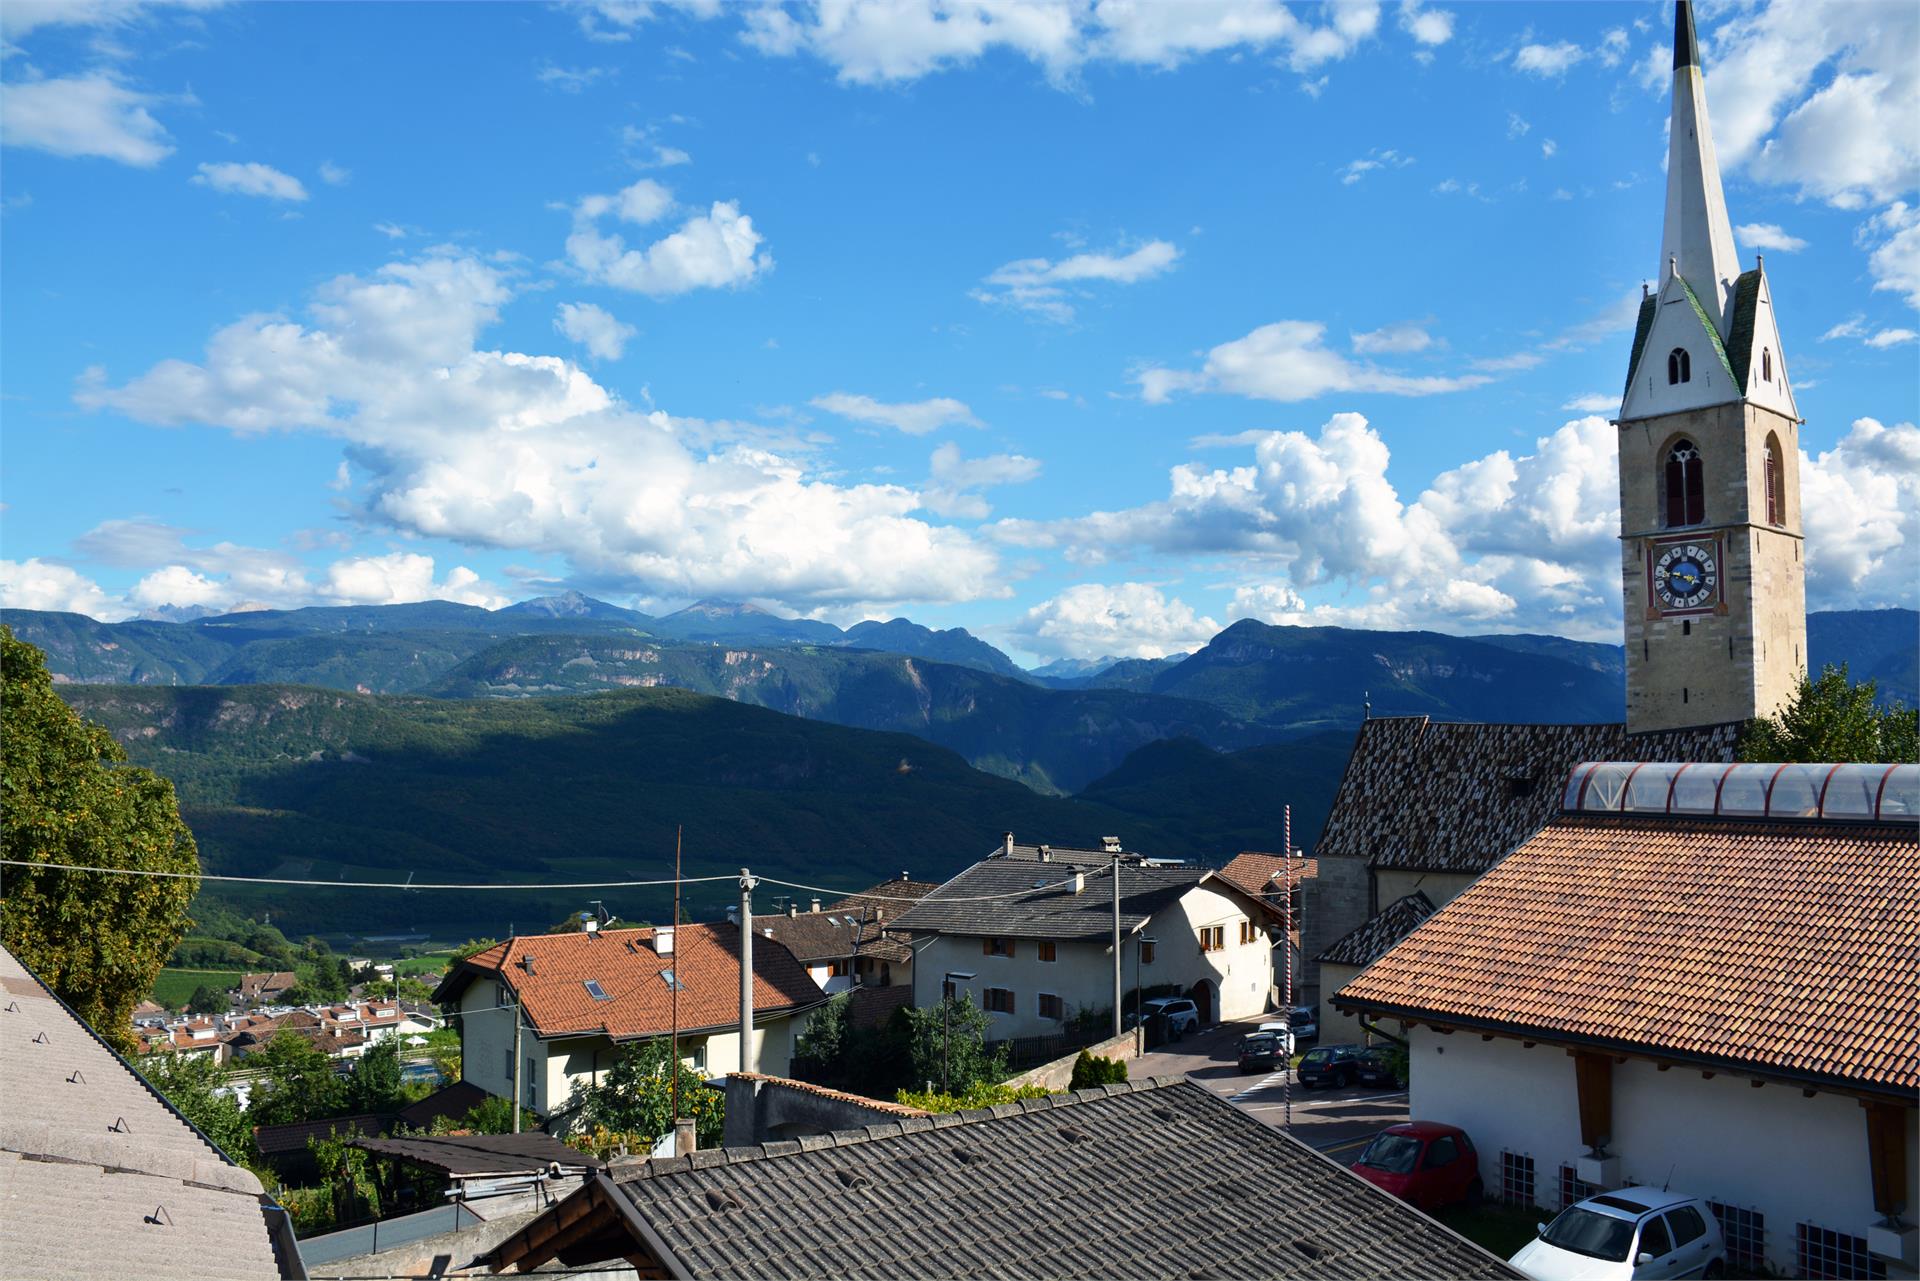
left=1562, top=761, right=1919, bottom=823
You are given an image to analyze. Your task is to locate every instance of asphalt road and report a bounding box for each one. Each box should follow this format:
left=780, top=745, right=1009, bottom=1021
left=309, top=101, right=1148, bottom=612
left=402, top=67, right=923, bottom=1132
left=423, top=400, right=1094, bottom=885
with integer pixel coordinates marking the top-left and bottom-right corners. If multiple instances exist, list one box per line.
left=1133, top=1019, right=1409, bottom=1160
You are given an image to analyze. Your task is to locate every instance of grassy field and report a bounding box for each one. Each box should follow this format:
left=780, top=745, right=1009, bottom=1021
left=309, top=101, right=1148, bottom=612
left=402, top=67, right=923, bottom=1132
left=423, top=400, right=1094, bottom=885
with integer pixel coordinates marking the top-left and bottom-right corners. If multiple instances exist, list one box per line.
left=393, top=954, right=453, bottom=978
left=149, top=968, right=245, bottom=1009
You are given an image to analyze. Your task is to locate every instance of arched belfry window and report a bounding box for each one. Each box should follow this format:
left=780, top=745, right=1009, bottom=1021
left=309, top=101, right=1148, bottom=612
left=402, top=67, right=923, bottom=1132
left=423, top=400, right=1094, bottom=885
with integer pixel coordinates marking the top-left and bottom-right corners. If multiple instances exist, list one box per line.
left=1665, top=440, right=1705, bottom=527
left=1668, top=347, right=1692, bottom=385
left=1764, top=434, right=1784, bottom=526
left=1761, top=348, right=1773, bottom=383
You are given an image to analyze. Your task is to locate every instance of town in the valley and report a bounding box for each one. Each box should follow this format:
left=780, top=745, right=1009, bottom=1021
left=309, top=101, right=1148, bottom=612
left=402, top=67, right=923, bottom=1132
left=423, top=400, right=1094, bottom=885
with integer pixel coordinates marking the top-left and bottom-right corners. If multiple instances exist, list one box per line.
left=1, top=4, right=1915, bottom=1281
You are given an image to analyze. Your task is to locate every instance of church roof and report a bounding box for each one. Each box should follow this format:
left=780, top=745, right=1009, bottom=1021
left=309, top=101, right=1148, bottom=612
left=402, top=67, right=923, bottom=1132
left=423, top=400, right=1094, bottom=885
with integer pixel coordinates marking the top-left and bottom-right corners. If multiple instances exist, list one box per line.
left=1724, top=268, right=1763, bottom=390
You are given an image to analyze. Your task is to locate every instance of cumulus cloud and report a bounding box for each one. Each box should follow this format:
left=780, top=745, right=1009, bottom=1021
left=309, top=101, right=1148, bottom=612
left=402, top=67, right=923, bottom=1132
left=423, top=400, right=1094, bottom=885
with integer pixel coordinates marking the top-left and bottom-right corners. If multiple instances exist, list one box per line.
left=555, top=301, right=636, bottom=361
left=192, top=161, right=309, bottom=201
left=0, top=73, right=173, bottom=166
left=0, top=558, right=131, bottom=620
left=810, top=391, right=981, bottom=436
left=1821, top=313, right=1917, bottom=349
left=1135, top=321, right=1489, bottom=404
left=1865, top=328, right=1918, bottom=349
left=77, top=251, right=1005, bottom=608
left=1008, top=582, right=1221, bottom=661
left=1801, top=418, right=1920, bottom=609
left=1513, top=41, right=1583, bottom=76
left=1736, top=222, right=1807, bottom=253
left=565, top=179, right=771, bottom=297
left=321, top=553, right=507, bottom=608
left=922, top=442, right=1041, bottom=518
left=1562, top=392, right=1618, bottom=413
left=1398, top=1, right=1453, bottom=48
left=1862, top=202, right=1920, bottom=308
left=972, top=240, right=1178, bottom=323
left=1351, top=323, right=1432, bottom=355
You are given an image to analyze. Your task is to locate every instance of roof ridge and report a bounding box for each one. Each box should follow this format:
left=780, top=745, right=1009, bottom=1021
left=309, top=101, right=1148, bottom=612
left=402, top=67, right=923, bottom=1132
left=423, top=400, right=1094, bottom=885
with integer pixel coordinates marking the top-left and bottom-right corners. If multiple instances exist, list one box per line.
left=608, top=1075, right=1193, bottom=1183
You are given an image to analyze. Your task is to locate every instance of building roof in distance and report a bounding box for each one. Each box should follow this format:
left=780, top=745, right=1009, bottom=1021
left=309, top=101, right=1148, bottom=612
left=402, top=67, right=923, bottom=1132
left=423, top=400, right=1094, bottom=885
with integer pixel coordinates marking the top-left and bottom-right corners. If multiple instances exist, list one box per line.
left=481, top=1077, right=1520, bottom=1279
left=1316, top=717, right=1738, bottom=874
left=1315, top=892, right=1436, bottom=968
left=352, top=1131, right=602, bottom=1177
left=393, top=1080, right=490, bottom=1132
left=0, top=945, right=300, bottom=1281
left=1217, top=850, right=1319, bottom=901
left=1337, top=812, right=1920, bottom=1097
left=434, top=924, right=825, bottom=1041
left=890, top=858, right=1254, bottom=941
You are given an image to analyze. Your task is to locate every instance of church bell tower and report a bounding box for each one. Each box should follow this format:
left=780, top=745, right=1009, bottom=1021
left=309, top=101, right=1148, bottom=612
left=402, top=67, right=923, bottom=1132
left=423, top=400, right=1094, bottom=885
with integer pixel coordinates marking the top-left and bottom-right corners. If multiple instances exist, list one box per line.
left=1617, top=1, right=1807, bottom=735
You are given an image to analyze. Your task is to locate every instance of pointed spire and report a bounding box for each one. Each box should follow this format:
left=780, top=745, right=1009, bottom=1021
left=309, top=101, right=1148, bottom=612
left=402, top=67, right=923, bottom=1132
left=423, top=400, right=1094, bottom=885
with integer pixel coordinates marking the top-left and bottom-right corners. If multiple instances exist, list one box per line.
left=1659, top=1, right=1739, bottom=334
left=1673, top=0, right=1699, bottom=70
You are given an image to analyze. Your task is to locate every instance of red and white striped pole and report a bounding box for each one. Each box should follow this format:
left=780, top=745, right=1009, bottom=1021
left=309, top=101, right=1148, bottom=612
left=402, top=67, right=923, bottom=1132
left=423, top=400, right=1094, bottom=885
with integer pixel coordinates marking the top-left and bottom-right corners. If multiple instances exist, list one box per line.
left=1284, top=803, right=1293, bottom=1132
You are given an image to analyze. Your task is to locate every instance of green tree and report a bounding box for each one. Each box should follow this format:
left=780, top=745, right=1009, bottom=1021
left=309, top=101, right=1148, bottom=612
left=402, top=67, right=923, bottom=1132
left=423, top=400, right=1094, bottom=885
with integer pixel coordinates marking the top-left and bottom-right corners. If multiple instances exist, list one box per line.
left=139, top=1051, right=255, bottom=1162
left=901, top=994, right=1005, bottom=1094
left=345, top=1040, right=406, bottom=1115
left=792, top=991, right=850, bottom=1072
left=1739, top=664, right=1920, bottom=764
left=422, top=1026, right=463, bottom=1084
left=1068, top=1050, right=1128, bottom=1090
left=247, top=1029, right=347, bottom=1127
left=308, top=1130, right=382, bottom=1229
left=1, top=629, right=200, bottom=1047
left=186, top=984, right=227, bottom=1016
left=450, top=1094, right=536, bottom=1135
left=572, top=1038, right=722, bottom=1148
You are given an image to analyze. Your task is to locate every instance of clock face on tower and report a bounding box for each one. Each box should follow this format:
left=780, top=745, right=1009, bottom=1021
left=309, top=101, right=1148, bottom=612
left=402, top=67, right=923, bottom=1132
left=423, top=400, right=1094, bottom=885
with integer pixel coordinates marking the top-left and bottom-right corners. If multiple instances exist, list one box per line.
left=1652, top=541, right=1719, bottom=611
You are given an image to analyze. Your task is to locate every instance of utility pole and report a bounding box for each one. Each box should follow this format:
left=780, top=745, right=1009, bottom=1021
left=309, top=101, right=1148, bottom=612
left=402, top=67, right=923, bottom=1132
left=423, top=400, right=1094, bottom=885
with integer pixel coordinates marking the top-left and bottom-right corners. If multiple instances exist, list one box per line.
left=738, top=867, right=757, bottom=1075
left=1283, top=804, right=1293, bottom=1133
left=671, top=826, right=682, bottom=1123
left=1110, top=853, right=1122, bottom=1039
left=511, top=988, right=523, bottom=1134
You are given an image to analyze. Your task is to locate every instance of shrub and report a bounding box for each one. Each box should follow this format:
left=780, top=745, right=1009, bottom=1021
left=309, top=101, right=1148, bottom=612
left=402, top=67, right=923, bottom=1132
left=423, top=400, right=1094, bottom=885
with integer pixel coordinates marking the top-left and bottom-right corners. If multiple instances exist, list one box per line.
left=1068, top=1050, right=1128, bottom=1090
left=894, top=1081, right=1051, bottom=1113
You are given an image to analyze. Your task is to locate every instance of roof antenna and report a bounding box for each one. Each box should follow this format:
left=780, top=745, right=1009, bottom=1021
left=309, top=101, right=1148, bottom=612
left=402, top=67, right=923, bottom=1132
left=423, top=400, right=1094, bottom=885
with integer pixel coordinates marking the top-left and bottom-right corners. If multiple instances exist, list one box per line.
left=1663, top=1163, right=1675, bottom=1192
left=1363, top=691, right=1371, bottom=720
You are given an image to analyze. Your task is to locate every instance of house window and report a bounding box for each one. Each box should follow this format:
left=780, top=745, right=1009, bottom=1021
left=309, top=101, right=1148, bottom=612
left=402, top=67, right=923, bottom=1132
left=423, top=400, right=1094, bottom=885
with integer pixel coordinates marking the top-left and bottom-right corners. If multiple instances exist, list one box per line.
left=1140, top=941, right=1156, bottom=964
left=1037, top=941, right=1057, bottom=962
left=504, top=1046, right=512, bottom=1079
left=1667, top=347, right=1691, bottom=385
left=983, top=937, right=1015, bottom=958
left=1499, top=1151, right=1536, bottom=1207
left=825, top=960, right=850, bottom=978
left=1796, top=1223, right=1885, bottom=1280
left=1762, top=347, right=1773, bottom=383
left=1764, top=433, right=1785, bottom=526
left=1238, top=920, right=1257, bottom=945
left=1037, top=993, right=1064, bottom=1021
left=1557, top=1166, right=1597, bottom=1211
left=983, top=988, right=1015, bottom=1014
left=583, top=979, right=611, bottom=1001
left=525, top=1058, right=537, bottom=1107
left=1199, top=926, right=1226, bottom=953
left=1664, top=440, right=1705, bottom=527
left=1709, top=1202, right=1766, bottom=1273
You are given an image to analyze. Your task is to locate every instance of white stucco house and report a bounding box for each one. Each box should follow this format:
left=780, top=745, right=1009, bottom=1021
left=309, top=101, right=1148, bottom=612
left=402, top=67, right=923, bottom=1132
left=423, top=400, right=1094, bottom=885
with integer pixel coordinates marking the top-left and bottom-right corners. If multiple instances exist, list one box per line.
left=1338, top=762, right=1920, bottom=1281
left=433, top=923, right=827, bottom=1127
left=890, top=837, right=1283, bottom=1043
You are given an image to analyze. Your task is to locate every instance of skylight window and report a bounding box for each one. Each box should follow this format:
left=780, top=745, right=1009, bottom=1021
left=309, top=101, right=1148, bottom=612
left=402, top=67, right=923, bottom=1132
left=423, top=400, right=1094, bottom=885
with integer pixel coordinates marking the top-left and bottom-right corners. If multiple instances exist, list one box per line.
left=660, top=969, right=682, bottom=991
left=583, top=980, right=611, bottom=1001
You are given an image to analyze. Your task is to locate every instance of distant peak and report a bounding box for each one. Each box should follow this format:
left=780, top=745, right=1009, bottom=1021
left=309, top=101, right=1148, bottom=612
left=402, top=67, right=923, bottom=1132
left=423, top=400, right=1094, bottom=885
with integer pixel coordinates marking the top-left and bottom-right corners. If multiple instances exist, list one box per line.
left=680, top=599, right=770, bottom=618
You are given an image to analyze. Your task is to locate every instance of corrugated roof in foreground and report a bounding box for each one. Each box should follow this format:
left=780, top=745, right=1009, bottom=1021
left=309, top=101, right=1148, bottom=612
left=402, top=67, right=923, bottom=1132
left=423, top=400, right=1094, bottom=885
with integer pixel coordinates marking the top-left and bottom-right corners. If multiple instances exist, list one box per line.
left=0, top=944, right=301, bottom=1281
left=483, top=1077, right=1521, bottom=1279
left=1338, top=813, right=1920, bottom=1096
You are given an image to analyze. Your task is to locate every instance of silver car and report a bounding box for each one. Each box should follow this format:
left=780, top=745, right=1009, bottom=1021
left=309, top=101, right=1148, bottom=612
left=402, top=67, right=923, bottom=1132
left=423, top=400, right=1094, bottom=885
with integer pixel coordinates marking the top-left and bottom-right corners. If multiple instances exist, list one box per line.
left=1510, top=1187, right=1727, bottom=1281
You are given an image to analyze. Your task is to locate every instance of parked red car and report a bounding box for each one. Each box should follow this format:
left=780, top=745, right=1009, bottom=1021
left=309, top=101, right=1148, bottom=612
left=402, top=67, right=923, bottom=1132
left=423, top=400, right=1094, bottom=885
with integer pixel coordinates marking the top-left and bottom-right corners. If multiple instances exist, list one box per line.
left=1350, top=1122, right=1482, bottom=1212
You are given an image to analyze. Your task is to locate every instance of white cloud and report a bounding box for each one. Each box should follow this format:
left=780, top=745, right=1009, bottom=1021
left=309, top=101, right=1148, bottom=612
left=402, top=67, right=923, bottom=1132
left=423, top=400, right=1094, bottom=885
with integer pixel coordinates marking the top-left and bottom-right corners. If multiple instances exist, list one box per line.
left=0, top=73, right=172, bottom=167
left=810, top=391, right=980, bottom=436
left=1562, top=392, right=1617, bottom=413
left=1398, top=1, right=1453, bottom=47
left=1821, top=316, right=1868, bottom=341
left=374, top=221, right=407, bottom=239
left=1513, top=41, right=1583, bottom=76
left=1863, top=202, right=1920, bottom=308
left=555, top=301, right=637, bottom=361
left=0, top=558, right=131, bottom=620
left=1865, top=328, right=1918, bottom=349
left=566, top=181, right=771, bottom=297
left=192, top=161, right=309, bottom=201
left=972, top=239, right=1178, bottom=323
left=79, top=251, right=1006, bottom=608
left=321, top=553, right=507, bottom=608
left=1597, top=27, right=1628, bottom=67
left=1736, top=222, right=1807, bottom=253
left=1506, top=112, right=1530, bottom=139
left=1821, top=312, right=1918, bottom=349
left=1008, top=583, right=1221, bottom=661
left=1135, top=321, right=1489, bottom=404
left=1801, top=418, right=1920, bottom=610
left=1339, top=148, right=1413, bottom=185
left=1541, top=139, right=1557, bottom=158
left=922, top=442, right=1041, bottom=518
left=127, top=564, right=226, bottom=611
left=318, top=160, right=351, bottom=186
left=536, top=62, right=613, bottom=92
left=1351, top=323, right=1432, bottom=355
left=0, top=0, right=226, bottom=41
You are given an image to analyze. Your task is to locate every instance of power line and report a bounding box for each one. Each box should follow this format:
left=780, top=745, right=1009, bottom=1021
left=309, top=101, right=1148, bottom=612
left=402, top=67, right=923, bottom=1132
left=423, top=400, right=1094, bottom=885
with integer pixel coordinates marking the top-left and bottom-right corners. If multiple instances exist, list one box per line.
left=757, top=866, right=1115, bottom=905
left=0, top=859, right=737, bottom=892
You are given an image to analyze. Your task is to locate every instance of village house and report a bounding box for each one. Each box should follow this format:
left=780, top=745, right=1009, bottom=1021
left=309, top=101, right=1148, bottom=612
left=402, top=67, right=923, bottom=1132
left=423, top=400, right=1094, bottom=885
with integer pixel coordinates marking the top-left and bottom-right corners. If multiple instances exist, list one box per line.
left=1338, top=760, right=1919, bottom=1279
left=478, top=1075, right=1521, bottom=1279
left=234, top=971, right=298, bottom=1007
left=746, top=874, right=935, bottom=995
left=432, top=923, right=826, bottom=1125
left=889, top=836, right=1282, bottom=1040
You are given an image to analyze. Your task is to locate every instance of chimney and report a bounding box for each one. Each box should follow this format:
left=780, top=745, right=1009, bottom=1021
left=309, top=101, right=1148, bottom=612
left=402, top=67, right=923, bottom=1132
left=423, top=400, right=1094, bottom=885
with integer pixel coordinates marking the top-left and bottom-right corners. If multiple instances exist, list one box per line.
left=1102, top=836, right=1122, bottom=854
left=788, top=903, right=798, bottom=918
left=674, top=1118, right=696, bottom=1157
left=656, top=926, right=674, bottom=957
left=1003, top=832, right=1014, bottom=858
left=1070, top=871, right=1085, bottom=895
left=1039, top=844, right=1052, bottom=862
left=809, top=897, right=821, bottom=913
left=584, top=917, right=600, bottom=936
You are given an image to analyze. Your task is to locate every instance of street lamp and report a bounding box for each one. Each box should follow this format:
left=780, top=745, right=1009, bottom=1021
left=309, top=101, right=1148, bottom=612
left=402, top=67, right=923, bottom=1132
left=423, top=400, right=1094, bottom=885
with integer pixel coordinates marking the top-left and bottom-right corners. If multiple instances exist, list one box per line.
left=1132, top=936, right=1157, bottom=1045
left=941, top=970, right=975, bottom=1094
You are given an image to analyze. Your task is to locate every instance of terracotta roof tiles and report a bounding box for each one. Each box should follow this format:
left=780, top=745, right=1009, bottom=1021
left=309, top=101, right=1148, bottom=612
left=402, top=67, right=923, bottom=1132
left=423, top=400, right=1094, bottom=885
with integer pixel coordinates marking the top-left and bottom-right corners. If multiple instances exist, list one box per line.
left=1336, top=814, right=1920, bottom=1095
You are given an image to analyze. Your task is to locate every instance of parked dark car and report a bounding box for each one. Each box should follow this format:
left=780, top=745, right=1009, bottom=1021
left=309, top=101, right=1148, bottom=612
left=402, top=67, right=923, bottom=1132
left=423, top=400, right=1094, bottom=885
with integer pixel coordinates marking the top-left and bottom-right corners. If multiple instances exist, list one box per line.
left=1296, top=1043, right=1364, bottom=1088
left=1350, top=1122, right=1482, bottom=1212
left=1355, top=1047, right=1403, bottom=1087
left=1237, top=1032, right=1285, bottom=1073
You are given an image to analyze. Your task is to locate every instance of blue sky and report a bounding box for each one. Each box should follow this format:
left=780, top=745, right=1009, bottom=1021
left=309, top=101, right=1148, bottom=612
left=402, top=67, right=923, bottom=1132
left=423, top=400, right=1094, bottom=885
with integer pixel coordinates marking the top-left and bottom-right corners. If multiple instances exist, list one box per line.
left=2, top=0, right=1915, bottom=664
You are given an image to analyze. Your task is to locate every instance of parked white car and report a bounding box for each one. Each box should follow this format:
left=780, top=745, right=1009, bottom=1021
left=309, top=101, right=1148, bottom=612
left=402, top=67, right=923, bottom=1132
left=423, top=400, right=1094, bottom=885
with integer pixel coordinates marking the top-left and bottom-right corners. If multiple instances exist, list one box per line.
left=1289, top=1005, right=1319, bottom=1042
left=1510, top=1187, right=1727, bottom=1281
left=1255, top=1021, right=1296, bottom=1054
left=1135, top=997, right=1201, bottom=1037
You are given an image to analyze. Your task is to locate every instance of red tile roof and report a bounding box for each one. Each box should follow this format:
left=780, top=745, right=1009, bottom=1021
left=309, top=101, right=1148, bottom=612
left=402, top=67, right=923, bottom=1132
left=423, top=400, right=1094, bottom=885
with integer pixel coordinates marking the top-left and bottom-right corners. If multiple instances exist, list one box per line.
left=1217, top=851, right=1318, bottom=900
left=1337, top=814, right=1920, bottom=1096
left=438, top=924, right=825, bottom=1041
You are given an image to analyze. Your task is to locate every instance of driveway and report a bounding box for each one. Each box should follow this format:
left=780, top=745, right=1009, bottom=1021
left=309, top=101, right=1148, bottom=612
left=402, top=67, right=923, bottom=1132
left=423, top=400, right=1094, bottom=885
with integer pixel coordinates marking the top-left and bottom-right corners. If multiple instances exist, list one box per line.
left=1133, top=1018, right=1409, bottom=1159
